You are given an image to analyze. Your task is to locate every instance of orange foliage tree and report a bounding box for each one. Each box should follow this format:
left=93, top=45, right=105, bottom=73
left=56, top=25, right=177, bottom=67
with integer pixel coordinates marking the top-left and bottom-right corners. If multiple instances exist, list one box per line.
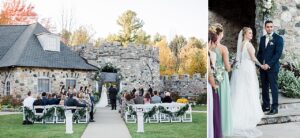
left=0, top=0, right=37, bottom=25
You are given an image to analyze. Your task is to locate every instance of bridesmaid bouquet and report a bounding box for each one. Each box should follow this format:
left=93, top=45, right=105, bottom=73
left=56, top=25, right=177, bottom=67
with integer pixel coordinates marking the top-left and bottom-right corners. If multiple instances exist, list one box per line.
left=214, top=66, right=226, bottom=84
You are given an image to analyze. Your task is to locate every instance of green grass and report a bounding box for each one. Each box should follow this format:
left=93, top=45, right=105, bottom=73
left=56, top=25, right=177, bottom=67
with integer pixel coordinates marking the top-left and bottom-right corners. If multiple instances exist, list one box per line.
left=126, top=113, right=207, bottom=138
left=192, top=105, right=207, bottom=111
left=0, top=114, right=87, bottom=138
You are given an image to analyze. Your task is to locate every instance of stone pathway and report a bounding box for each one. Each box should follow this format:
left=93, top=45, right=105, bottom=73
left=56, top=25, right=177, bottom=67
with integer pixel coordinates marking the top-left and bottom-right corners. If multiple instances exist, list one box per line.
left=81, top=107, right=131, bottom=138
left=258, top=122, right=300, bottom=138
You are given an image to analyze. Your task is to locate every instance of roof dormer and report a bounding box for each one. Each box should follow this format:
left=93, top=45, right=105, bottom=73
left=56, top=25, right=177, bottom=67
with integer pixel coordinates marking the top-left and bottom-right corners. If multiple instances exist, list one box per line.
left=36, top=33, right=60, bottom=52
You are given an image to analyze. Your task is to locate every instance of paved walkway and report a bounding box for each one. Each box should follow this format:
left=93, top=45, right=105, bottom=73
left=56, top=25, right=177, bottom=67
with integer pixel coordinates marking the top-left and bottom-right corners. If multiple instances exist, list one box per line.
left=0, top=112, right=21, bottom=116
left=258, top=122, right=300, bottom=138
left=81, top=107, right=131, bottom=138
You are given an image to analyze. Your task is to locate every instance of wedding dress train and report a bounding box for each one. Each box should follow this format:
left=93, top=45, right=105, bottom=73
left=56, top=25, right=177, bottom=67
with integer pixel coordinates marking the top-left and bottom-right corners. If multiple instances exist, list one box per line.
left=96, top=85, right=108, bottom=107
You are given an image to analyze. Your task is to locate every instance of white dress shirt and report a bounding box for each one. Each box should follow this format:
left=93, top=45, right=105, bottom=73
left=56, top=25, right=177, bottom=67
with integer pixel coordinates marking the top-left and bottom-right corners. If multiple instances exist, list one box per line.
left=23, top=96, right=36, bottom=110
left=265, top=32, right=274, bottom=48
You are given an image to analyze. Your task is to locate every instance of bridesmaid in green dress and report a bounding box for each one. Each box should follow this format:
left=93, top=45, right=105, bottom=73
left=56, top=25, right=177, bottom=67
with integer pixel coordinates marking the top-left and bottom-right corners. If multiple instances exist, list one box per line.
left=210, top=23, right=232, bottom=137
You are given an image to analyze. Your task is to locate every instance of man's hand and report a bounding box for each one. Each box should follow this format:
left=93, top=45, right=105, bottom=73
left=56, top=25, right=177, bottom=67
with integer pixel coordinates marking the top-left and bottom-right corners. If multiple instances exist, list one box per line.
left=261, top=64, right=270, bottom=70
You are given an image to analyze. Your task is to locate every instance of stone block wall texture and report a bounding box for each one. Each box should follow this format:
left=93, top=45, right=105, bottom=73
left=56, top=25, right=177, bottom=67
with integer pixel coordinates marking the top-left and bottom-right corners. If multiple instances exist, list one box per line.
left=160, top=74, right=207, bottom=96
left=78, top=43, right=161, bottom=92
left=0, top=67, right=94, bottom=98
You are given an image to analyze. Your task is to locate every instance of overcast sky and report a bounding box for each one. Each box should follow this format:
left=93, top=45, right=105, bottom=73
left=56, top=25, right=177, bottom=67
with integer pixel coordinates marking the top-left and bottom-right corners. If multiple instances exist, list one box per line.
left=24, top=0, right=208, bottom=41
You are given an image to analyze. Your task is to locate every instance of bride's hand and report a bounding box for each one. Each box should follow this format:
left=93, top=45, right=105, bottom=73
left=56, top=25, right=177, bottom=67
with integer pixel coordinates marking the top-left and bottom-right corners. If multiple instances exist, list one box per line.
left=212, top=84, right=219, bottom=90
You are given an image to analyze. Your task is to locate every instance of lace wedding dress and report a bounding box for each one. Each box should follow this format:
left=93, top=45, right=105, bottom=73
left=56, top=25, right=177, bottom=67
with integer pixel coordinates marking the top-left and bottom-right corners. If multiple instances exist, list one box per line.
left=230, top=30, right=264, bottom=138
left=96, top=85, right=108, bottom=107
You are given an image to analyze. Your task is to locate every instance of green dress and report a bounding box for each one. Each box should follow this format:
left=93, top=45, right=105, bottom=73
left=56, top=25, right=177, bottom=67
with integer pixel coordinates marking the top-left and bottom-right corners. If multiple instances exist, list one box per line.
left=213, top=47, right=232, bottom=136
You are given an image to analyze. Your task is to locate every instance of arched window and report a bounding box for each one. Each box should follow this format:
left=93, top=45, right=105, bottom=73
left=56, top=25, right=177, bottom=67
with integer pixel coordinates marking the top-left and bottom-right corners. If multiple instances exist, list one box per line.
left=6, top=81, right=10, bottom=95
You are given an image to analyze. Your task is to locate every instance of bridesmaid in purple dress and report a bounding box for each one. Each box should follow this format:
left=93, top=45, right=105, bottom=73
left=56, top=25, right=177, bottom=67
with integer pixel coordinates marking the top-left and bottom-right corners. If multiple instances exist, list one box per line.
left=208, top=30, right=222, bottom=138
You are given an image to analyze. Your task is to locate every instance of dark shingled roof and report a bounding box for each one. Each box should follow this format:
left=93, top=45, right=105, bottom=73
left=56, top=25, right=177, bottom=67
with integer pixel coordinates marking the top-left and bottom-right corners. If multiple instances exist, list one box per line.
left=0, top=23, right=97, bottom=71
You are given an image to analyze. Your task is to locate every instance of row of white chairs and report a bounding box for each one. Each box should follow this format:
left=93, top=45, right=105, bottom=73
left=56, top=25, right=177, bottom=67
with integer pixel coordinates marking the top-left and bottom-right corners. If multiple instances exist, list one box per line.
left=23, top=106, right=90, bottom=124
left=124, top=103, right=192, bottom=123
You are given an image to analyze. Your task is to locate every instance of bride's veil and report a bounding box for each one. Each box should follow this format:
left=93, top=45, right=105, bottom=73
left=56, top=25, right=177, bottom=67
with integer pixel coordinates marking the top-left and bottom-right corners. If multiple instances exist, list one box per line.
left=236, top=29, right=244, bottom=64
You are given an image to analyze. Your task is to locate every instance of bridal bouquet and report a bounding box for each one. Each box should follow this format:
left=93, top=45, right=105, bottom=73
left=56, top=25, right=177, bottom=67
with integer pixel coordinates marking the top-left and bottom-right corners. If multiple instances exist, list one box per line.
left=214, top=66, right=226, bottom=84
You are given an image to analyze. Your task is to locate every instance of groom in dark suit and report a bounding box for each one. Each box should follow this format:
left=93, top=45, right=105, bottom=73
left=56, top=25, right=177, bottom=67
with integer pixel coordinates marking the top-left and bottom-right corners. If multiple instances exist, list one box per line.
left=108, top=85, right=118, bottom=110
left=257, top=20, right=284, bottom=115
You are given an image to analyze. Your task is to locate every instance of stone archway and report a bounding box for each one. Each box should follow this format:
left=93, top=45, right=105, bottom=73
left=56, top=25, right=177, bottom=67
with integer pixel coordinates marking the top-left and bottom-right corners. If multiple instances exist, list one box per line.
left=97, top=64, right=121, bottom=95
left=209, top=0, right=256, bottom=51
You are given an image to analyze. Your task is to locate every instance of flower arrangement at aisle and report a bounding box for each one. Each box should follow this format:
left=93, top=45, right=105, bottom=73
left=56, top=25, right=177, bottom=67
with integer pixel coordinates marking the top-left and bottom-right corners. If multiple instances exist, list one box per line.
left=176, top=98, right=189, bottom=104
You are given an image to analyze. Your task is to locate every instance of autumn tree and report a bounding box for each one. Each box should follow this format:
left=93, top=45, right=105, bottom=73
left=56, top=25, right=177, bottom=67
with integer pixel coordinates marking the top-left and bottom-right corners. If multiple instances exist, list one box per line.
left=155, top=38, right=175, bottom=75
left=0, top=0, right=37, bottom=25
left=169, top=35, right=187, bottom=73
left=71, top=25, right=95, bottom=46
left=188, top=37, right=206, bottom=49
left=39, top=17, right=56, bottom=33
left=135, top=30, right=151, bottom=45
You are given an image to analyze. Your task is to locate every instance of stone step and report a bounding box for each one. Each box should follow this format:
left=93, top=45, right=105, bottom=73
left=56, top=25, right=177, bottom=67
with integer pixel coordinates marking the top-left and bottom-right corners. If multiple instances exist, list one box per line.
left=258, top=108, right=300, bottom=125
left=257, top=93, right=300, bottom=125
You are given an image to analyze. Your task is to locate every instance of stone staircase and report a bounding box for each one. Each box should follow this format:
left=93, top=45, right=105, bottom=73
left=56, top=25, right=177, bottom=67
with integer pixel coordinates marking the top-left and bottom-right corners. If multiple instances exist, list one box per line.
left=258, top=93, right=300, bottom=126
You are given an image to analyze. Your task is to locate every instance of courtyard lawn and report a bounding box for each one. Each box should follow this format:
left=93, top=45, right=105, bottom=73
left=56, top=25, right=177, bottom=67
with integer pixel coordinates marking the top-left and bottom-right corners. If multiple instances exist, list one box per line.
left=192, top=105, right=207, bottom=111
left=0, top=114, right=87, bottom=138
left=126, top=113, right=207, bottom=138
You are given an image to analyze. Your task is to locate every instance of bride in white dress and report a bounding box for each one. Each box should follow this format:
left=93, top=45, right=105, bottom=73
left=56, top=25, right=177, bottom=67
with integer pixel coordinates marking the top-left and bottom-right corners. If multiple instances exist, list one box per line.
left=230, top=27, right=264, bottom=137
left=96, top=85, right=108, bottom=107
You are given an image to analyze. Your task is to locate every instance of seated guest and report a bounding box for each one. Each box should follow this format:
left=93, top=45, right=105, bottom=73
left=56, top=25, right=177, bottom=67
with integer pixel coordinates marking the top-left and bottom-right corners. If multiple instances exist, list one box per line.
left=48, top=93, right=60, bottom=105
left=33, top=95, right=44, bottom=113
left=41, top=92, right=49, bottom=105
left=23, top=91, right=35, bottom=110
left=151, top=91, right=161, bottom=104
left=124, top=92, right=134, bottom=105
left=133, top=91, right=144, bottom=104
left=144, top=92, right=151, bottom=104
left=159, top=91, right=165, bottom=99
left=162, top=92, right=172, bottom=103
left=65, top=93, right=86, bottom=113
left=59, top=93, right=66, bottom=105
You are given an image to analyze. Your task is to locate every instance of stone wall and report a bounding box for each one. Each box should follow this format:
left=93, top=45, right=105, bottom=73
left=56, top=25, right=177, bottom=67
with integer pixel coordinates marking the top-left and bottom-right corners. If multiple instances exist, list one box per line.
left=209, top=0, right=257, bottom=51
left=76, top=43, right=161, bottom=92
left=255, top=0, right=300, bottom=61
left=161, top=73, right=207, bottom=97
left=0, top=67, right=95, bottom=98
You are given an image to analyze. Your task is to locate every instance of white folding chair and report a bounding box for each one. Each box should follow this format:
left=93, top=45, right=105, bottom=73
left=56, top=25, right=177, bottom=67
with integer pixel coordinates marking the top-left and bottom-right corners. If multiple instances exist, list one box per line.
left=44, top=105, right=55, bottom=124
left=182, top=104, right=193, bottom=122
left=33, top=106, right=45, bottom=124
left=78, top=107, right=89, bottom=123
left=171, top=105, right=182, bottom=123
left=125, top=105, right=137, bottom=123
left=55, top=106, right=65, bottom=124
left=159, top=105, right=171, bottom=123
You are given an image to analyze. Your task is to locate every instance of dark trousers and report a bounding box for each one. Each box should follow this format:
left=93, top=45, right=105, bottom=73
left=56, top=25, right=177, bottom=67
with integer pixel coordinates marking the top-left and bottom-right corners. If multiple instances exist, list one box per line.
left=110, top=99, right=117, bottom=110
left=260, top=70, right=279, bottom=110
left=90, top=104, right=94, bottom=120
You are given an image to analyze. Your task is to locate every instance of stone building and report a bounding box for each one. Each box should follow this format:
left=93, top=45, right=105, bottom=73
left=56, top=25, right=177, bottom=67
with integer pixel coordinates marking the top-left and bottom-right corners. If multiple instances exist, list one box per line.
left=0, top=23, right=97, bottom=98
left=77, top=43, right=161, bottom=92
left=209, top=0, right=300, bottom=60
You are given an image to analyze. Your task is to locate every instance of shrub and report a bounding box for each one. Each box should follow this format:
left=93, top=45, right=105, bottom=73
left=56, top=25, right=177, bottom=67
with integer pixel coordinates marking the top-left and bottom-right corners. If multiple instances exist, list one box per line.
left=278, top=69, right=300, bottom=98
left=0, top=95, right=23, bottom=108
left=196, top=93, right=207, bottom=105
